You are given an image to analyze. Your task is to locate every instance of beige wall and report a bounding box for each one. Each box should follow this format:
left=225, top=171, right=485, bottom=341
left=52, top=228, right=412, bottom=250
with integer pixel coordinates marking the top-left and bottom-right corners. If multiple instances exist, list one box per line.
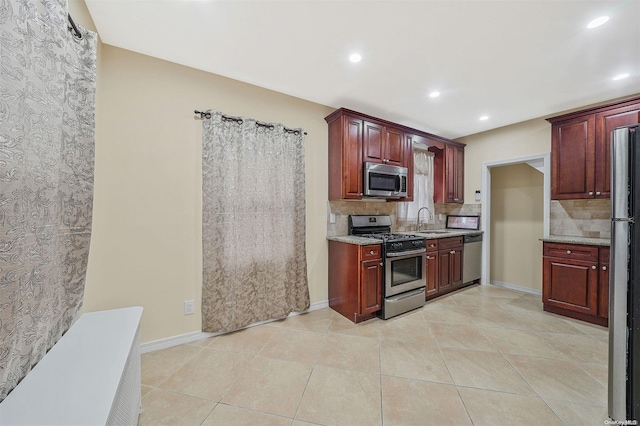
left=456, top=119, right=549, bottom=292
left=489, top=164, right=544, bottom=292
left=71, top=0, right=333, bottom=344
left=457, top=118, right=551, bottom=204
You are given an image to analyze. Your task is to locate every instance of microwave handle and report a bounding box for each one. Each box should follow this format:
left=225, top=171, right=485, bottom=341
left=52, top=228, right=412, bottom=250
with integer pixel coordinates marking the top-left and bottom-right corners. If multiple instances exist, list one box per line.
left=396, top=174, right=401, bottom=192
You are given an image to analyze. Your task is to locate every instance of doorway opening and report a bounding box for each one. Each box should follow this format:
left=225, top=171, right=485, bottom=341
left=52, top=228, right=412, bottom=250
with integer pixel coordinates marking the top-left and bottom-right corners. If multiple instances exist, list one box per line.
left=480, top=153, right=550, bottom=292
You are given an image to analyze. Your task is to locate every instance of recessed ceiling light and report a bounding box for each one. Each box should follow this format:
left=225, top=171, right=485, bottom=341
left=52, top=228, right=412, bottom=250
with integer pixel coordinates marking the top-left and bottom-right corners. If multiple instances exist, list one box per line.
left=429, top=91, right=440, bottom=98
left=479, top=115, right=489, bottom=121
left=349, top=53, right=362, bottom=63
left=587, top=16, right=609, bottom=29
left=613, top=73, right=629, bottom=81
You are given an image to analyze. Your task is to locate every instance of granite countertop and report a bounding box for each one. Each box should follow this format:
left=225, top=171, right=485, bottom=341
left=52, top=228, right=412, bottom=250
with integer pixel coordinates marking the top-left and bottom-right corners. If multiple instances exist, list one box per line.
left=327, top=229, right=483, bottom=245
left=541, top=235, right=610, bottom=247
left=327, top=235, right=384, bottom=245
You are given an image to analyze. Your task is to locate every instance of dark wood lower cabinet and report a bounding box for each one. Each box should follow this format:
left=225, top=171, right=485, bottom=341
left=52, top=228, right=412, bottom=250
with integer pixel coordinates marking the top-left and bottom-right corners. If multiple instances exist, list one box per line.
left=598, top=247, right=610, bottom=319
left=425, top=253, right=439, bottom=298
left=329, top=241, right=382, bottom=323
left=542, top=242, right=608, bottom=326
left=360, top=259, right=383, bottom=314
left=426, top=237, right=464, bottom=300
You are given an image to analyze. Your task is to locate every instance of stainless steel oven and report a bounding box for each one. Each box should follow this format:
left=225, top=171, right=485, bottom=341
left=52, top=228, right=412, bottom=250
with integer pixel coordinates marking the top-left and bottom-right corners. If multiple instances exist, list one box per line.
left=348, top=215, right=427, bottom=319
left=385, top=249, right=426, bottom=297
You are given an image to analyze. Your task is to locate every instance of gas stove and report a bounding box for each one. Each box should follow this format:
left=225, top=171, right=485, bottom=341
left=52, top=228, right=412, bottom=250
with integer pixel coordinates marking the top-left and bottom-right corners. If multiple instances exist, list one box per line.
left=348, top=216, right=426, bottom=254
left=357, top=232, right=426, bottom=254
left=357, top=233, right=421, bottom=241
left=348, top=215, right=427, bottom=319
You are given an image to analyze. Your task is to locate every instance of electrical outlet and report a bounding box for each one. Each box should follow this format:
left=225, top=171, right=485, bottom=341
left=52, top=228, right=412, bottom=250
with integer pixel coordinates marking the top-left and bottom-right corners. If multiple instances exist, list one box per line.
left=329, top=213, right=336, bottom=224
left=184, top=300, right=194, bottom=315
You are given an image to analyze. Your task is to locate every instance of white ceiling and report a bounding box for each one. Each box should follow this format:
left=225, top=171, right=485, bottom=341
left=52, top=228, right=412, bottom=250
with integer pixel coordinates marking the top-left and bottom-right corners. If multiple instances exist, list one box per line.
left=85, top=0, right=639, bottom=139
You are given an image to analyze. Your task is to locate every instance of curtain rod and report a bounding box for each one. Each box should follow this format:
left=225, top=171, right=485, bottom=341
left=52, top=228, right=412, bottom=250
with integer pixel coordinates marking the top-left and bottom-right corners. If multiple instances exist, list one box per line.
left=67, top=14, right=83, bottom=40
left=194, top=110, right=307, bottom=135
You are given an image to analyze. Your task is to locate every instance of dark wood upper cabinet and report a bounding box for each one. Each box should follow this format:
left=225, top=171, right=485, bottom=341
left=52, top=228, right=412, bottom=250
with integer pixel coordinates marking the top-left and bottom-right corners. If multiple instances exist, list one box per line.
left=326, top=108, right=465, bottom=202
left=548, top=96, right=640, bottom=200
left=445, top=145, right=464, bottom=204
left=551, top=115, right=595, bottom=199
left=595, top=104, right=640, bottom=199
left=383, top=126, right=405, bottom=166
left=327, top=113, right=363, bottom=200
left=362, top=121, right=385, bottom=164
left=362, top=121, right=404, bottom=166
left=419, top=135, right=464, bottom=204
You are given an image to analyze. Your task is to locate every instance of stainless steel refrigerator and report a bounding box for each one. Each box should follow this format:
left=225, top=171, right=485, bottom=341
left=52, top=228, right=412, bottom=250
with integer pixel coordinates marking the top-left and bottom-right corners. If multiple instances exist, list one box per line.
left=609, top=124, right=640, bottom=422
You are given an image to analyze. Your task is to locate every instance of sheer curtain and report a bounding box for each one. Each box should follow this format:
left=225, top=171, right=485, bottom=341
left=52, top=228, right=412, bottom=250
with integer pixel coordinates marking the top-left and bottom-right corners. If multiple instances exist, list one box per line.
left=398, top=147, right=435, bottom=224
left=201, top=111, right=310, bottom=333
left=0, top=0, right=96, bottom=400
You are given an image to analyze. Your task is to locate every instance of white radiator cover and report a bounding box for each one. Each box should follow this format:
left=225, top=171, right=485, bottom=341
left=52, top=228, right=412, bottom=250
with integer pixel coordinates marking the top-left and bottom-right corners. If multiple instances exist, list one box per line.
left=0, top=307, right=144, bottom=425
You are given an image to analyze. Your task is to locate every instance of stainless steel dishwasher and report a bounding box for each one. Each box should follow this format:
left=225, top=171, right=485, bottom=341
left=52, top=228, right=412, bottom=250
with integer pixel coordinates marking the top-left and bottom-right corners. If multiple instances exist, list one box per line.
left=462, top=233, right=482, bottom=285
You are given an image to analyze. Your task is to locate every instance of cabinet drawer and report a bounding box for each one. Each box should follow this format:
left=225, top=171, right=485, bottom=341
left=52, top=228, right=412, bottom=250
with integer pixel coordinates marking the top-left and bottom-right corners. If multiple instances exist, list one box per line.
left=438, top=236, right=463, bottom=250
left=360, top=245, right=381, bottom=259
left=426, top=240, right=439, bottom=252
left=543, top=243, right=598, bottom=262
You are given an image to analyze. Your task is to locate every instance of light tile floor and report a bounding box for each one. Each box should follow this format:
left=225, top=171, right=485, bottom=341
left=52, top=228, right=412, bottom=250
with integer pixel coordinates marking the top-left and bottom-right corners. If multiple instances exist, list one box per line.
left=138, top=284, right=610, bottom=425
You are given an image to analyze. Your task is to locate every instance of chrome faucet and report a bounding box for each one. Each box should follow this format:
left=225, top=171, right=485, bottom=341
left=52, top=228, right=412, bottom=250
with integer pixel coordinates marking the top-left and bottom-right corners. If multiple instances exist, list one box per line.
left=416, top=207, right=433, bottom=232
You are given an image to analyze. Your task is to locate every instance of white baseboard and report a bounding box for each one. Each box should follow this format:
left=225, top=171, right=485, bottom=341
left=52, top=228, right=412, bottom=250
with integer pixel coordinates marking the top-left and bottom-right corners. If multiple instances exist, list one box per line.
left=140, top=299, right=330, bottom=354
left=490, top=280, right=542, bottom=296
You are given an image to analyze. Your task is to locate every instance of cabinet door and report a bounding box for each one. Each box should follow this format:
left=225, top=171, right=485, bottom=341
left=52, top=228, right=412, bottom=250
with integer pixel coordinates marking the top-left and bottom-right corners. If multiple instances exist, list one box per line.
left=342, top=117, right=364, bottom=199
left=438, top=250, right=453, bottom=293
left=596, top=105, right=640, bottom=199
left=543, top=256, right=598, bottom=315
left=425, top=253, right=439, bottom=298
left=385, top=126, right=404, bottom=166
left=360, top=259, right=382, bottom=314
left=445, top=145, right=464, bottom=203
left=599, top=247, right=610, bottom=319
left=450, top=248, right=463, bottom=288
left=363, top=121, right=385, bottom=164
left=551, top=115, right=596, bottom=199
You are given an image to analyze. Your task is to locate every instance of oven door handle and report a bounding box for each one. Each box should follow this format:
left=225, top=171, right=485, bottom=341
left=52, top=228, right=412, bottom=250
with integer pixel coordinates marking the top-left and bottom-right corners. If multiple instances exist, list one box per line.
left=386, top=248, right=427, bottom=257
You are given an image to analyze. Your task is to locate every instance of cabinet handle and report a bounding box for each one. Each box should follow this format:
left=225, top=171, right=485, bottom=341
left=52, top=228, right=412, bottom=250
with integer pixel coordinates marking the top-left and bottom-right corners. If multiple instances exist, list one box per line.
left=380, top=262, right=383, bottom=266
left=566, top=250, right=572, bottom=255
left=596, top=191, right=601, bottom=196
left=450, top=250, right=456, bottom=254
left=592, top=265, right=597, bottom=270
left=426, top=256, right=434, bottom=260
left=369, top=250, right=375, bottom=255
left=602, top=266, right=607, bottom=271
left=454, top=198, right=459, bottom=201
left=589, top=191, right=594, bottom=196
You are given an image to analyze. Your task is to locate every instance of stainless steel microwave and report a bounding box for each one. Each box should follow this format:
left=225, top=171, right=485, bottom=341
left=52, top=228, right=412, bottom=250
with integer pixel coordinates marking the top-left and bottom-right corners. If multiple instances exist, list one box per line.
left=363, top=162, right=408, bottom=199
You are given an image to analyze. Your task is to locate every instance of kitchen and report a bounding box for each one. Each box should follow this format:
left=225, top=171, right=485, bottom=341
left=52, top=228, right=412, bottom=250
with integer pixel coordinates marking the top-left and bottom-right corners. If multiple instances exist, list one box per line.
left=1, top=0, right=638, bottom=424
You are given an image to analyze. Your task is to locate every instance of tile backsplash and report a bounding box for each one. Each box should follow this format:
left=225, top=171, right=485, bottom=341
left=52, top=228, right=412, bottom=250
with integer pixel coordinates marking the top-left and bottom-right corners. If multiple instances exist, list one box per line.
left=327, top=199, right=611, bottom=239
left=550, top=199, right=611, bottom=239
left=327, top=200, right=481, bottom=236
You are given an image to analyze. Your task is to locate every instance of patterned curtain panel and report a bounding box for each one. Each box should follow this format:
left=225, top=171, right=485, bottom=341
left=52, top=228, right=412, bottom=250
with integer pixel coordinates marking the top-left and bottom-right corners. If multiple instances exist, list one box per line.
left=0, top=0, right=96, bottom=400
left=201, top=111, right=310, bottom=333
left=398, top=149, right=435, bottom=221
